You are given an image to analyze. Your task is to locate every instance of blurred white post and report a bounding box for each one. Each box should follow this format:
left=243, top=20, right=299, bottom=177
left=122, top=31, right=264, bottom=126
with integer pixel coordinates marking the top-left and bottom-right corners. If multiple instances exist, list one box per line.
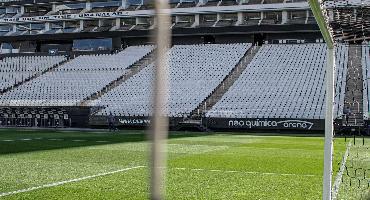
left=323, top=46, right=335, bottom=200
left=150, top=0, right=171, bottom=199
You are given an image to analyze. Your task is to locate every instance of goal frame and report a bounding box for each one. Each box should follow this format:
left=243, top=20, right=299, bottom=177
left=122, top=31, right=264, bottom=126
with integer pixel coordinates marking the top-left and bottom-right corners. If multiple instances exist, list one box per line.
left=308, top=0, right=335, bottom=199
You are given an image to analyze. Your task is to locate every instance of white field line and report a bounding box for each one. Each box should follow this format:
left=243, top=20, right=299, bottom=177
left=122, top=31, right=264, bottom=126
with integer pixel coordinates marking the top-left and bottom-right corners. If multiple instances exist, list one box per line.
left=0, top=165, right=145, bottom=198
left=172, top=167, right=317, bottom=177
left=48, top=139, right=64, bottom=141
left=332, top=141, right=352, bottom=200
left=72, top=140, right=86, bottom=142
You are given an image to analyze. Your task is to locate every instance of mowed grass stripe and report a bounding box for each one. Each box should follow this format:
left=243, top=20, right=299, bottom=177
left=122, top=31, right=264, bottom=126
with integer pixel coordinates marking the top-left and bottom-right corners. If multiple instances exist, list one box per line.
left=0, top=130, right=347, bottom=199
left=0, top=166, right=145, bottom=198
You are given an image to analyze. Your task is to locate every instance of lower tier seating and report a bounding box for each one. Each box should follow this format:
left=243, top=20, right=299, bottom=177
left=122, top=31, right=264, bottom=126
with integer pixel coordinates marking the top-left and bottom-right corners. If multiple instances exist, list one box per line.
left=0, top=45, right=154, bottom=106
left=0, top=56, right=66, bottom=92
left=362, top=43, right=370, bottom=120
left=207, top=44, right=348, bottom=119
left=93, top=43, right=251, bottom=117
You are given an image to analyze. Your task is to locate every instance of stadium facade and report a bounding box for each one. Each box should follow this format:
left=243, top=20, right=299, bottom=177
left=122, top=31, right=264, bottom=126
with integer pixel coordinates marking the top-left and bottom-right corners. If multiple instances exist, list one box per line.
left=0, top=0, right=321, bottom=49
left=0, top=0, right=368, bottom=132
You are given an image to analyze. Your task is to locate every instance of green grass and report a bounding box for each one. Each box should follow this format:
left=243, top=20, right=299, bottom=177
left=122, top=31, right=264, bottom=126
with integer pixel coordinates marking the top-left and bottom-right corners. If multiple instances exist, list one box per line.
left=0, top=129, right=348, bottom=199
left=337, top=137, right=370, bottom=200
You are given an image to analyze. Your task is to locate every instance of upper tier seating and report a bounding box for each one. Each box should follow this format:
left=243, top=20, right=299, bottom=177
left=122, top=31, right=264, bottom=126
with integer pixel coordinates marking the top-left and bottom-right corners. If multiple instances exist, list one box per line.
left=207, top=44, right=348, bottom=119
left=93, top=43, right=251, bottom=117
left=362, top=43, right=370, bottom=120
left=200, top=0, right=220, bottom=6
left=58, top=46, right=154, bottom=71
left=219, top=0, right=238, bottom=6
left=334, top=44, right=349, bottom=118
left=177, top=1, right=196, bottom=8
left=0, top=45, right=154, bottom=106
left=89, top=6, right=119, bottom=13
left=0, top=56, right=66, bottom=92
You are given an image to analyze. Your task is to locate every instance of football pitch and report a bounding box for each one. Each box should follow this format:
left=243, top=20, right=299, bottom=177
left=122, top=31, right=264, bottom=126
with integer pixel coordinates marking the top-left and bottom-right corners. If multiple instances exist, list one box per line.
left=0, top=128, right=364, bottom=200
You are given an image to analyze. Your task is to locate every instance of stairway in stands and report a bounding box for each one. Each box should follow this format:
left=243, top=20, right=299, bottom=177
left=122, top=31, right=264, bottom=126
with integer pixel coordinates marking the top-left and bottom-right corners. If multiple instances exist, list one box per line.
left=189, top=45, right=261, bottom=119
left=80, top=50, right=156, bottom=107
left=343, top=45, right=364, bottom=126
left=0, top=56, right=71, bottom=95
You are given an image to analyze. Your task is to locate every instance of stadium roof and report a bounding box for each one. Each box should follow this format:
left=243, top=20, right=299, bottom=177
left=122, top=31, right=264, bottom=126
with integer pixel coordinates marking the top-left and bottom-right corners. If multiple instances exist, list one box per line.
left=323, top=0, right=370, bottom=43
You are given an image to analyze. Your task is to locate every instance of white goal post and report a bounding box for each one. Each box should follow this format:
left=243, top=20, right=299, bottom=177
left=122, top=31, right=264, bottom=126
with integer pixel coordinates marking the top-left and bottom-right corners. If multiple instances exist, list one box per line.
left=307, top=1, right=335, bottom=199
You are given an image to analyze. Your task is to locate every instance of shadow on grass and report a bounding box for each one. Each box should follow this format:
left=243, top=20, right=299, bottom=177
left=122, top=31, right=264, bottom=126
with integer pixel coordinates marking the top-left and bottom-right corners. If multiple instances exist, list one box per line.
left=0, top=128, right=340, bottom=155
left=0, top=128, right=214, bottom=155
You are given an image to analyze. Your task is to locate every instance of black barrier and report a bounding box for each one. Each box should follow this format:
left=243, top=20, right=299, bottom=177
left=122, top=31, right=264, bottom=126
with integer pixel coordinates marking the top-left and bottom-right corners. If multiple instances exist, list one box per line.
left=90, top=116, right=326, bottom=130
left=90, top=115, right=183, bottom=128
left=205, top=118, right=325, bottom=131
left=0, top=106, right=91, bottom=128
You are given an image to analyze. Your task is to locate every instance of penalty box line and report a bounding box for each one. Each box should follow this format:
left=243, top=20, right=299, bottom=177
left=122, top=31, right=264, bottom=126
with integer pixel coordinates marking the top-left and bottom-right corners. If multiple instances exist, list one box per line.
left=332, top=141, right=352, bottom=200
left=0, top=165, right=145, bottom=198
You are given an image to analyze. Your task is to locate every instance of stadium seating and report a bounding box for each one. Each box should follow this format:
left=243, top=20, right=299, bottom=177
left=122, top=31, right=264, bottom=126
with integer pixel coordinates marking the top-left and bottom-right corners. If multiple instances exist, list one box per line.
left=0, top=56, right=66, bottom=92
left=362, top=43, right=370, bottom=120
left=89, top=6, right=119, bottom=13
left=177, top=1, right=197, bottom=8
left=334, top=44, right=349, bottom=118
left=207, top=44, right=348, bottom=119
left=93, top=43, right=251, bottom=117
left=0, top=45, right=154, bottom=106
left=57, top=46, right=154, bottom=71
left=0, top=43, right=354, bottom=122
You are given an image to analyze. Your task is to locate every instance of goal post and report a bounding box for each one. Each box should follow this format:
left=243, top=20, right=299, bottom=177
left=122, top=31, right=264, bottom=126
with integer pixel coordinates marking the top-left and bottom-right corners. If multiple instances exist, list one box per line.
left=308, top=0, right=334, bottom=49
left=307, top=0, right=335, bottom=199
left=150, top=0, right=171, bottom=199
left=323, top=46, right=335, bottom=200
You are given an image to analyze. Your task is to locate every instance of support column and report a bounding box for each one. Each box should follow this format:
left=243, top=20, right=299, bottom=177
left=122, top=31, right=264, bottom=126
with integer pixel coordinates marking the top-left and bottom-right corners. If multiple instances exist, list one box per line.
left=323, top=46, right=335, bottom=200
left=45, top=22, right=50, bottom=31
left=20, top=6, right=25, bottom=15
left=122, top=0, right=127, bottom=8
left=116, top=18, right=121, bottom=28
left=216, top=13, right=221, bottom=21
left=282, top=10, right=288, bottom=24
left=52, top=4, right=57, bottom=12
left=194, top=14, right=200, bottom=26
left=237, top=12, right=243, bottom=25
left=80, top=20, right=84, bottom=30
left=86, top=1, right=92, bottom=11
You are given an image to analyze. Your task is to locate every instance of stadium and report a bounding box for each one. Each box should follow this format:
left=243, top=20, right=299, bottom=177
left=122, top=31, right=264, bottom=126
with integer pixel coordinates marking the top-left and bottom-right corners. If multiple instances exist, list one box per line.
left=0, top=0, right=369, bottom=199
